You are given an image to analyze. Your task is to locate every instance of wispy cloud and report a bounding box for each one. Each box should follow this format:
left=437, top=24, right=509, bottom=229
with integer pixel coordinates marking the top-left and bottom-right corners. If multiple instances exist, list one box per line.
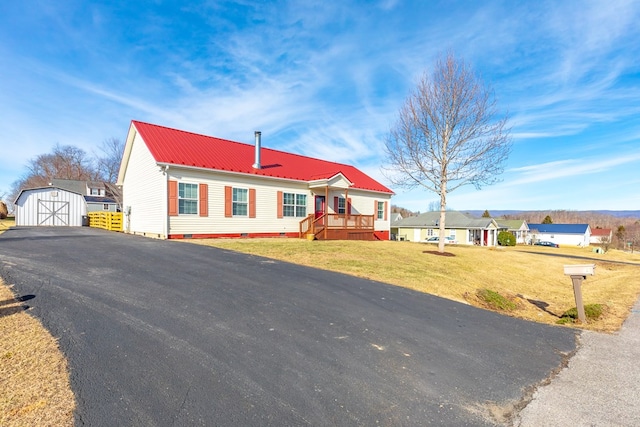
left=508, top=152, right=640, bottom=186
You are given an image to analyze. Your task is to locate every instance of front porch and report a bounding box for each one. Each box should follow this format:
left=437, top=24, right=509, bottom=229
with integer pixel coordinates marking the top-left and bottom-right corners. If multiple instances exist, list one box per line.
left=299, top=213, right=376, bottom=241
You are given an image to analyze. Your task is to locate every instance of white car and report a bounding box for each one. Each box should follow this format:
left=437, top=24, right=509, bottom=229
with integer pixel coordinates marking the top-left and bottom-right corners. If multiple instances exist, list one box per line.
left=425, top=236, right=458, bottom=244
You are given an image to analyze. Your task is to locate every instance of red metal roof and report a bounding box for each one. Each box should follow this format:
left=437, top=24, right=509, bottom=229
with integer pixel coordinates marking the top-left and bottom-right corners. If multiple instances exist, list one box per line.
left=590, top=228, right=611, bottom=236
left=132, top=121, right=393, bottom=194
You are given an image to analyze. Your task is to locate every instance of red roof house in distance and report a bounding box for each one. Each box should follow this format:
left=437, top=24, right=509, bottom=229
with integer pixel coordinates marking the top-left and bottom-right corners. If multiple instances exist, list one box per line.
left=117, top=121, right=393, bottom=240
left=589, top=227, right=612, bottom=244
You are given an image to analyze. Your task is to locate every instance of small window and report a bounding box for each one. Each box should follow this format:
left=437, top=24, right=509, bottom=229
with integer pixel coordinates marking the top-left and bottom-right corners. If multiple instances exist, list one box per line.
left=337, top=197, right=346, bottom=214
left=427, top=229, right=434, bottom=237
left=90, top=188, right=100, bottom=195
left=283, top=193, right=307, bottom=217
left=233, top=188, right=248, bottom=216
left=377, top=201, right=384, bottom=220
left=103, top=204, right=109, bottom=211
left=179, top=183, right=198, bottom=215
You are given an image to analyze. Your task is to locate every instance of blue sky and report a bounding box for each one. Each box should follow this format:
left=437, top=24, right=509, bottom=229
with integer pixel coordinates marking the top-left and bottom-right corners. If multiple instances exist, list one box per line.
left=1, top=0, right=639, bottom=211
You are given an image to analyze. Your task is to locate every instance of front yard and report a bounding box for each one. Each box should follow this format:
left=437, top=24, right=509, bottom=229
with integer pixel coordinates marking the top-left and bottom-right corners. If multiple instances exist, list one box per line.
left=190, top=238, right=640, bottom=332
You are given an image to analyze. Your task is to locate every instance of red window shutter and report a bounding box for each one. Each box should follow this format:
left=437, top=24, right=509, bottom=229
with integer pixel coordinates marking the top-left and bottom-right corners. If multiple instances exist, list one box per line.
left=199, top=184, right=208, bottom=217
left=168, top=180, right=178, bottom=216
left=347, top=198, right=352, bottom=215
left=384, top=201, right=388, bottom=220
left=224, top=186, right=232, bottom=217
left=334, top=196, right=339, bottom=213
left=249, top=188, right=256, bottom=218
left=277, top=191, right=283, bottom=218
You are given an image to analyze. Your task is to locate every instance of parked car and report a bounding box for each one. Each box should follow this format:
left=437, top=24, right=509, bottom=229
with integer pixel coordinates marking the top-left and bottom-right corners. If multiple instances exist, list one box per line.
left=425, top=236, right=458, bottom=244
left=534, top=241, right=559, bottom=248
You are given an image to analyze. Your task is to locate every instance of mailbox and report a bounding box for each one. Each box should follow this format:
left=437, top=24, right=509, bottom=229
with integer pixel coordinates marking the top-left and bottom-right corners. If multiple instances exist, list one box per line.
left=563, top=264, right=595, bottom=324
left=563, top=264, right=595, bottom=277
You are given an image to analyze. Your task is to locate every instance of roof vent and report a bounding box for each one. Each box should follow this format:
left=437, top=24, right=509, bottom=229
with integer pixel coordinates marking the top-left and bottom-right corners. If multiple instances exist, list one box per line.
left=252, top=131, right=261, bottom=169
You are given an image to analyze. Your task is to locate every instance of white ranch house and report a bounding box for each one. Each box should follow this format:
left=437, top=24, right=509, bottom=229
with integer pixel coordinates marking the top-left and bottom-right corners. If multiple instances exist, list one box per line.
left=528, top=223, right=591, bottom=247
left=116, top=121, right=394, bottom=240
left=391, top=211, right=501, bottom=246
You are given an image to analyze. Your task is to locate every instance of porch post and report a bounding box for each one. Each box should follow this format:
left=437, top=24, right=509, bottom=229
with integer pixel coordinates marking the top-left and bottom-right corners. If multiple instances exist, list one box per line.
left=324, top=185, right=329, bottom=240
left=344, top=188, right=349, bottom=228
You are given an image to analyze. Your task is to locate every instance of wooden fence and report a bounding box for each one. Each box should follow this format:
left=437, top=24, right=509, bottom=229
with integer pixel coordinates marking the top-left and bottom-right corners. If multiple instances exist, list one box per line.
left=88, top=212, right=123, bottom=231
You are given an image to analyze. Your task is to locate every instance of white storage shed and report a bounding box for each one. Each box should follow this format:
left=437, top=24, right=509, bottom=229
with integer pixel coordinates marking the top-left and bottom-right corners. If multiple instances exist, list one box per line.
left=14, top=186, right=88, bottom=227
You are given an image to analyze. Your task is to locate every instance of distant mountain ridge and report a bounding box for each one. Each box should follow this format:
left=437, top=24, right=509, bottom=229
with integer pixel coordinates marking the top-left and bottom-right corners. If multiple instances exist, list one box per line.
left=463, top=210, right=640, bottom=219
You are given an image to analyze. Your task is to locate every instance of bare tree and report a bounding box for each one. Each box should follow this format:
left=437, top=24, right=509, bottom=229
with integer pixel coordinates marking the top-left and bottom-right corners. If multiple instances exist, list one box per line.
left=384, top=52, right=511, bottom=252
left=627, top=223, right=640, bottom=254
left=598, top=235, right=612, bottom=253
left=95, top=137, right=125, bottom=183
left=615, top=225, right=626, bottom=249
left=9, top=144, right=98, bottom=206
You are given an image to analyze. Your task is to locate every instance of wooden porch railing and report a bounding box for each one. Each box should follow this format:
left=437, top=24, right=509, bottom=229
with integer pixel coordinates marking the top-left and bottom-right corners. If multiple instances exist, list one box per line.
left=299, top=213, right=375, bottom=240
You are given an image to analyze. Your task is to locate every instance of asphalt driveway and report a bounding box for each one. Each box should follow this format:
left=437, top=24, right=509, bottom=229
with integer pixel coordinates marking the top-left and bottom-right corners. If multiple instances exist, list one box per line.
left=0, top=227, right=578, bottom=426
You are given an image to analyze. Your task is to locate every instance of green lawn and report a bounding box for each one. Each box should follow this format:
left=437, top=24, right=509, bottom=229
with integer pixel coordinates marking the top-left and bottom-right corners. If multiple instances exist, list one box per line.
left=189, top=238, right=640, bottom=332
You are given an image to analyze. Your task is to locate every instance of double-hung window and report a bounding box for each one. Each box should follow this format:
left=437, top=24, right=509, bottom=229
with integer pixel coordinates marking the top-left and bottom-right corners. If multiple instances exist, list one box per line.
left=283, top=193, right=307, bottom=217
left=337, top=197, right=346, bottom=214
left=232, top=188, right=248, bottom=216
left=179, top=183, right=198, bottom=215
left=295, top=194, right=307, bottom=217
left=377, top=201, right=385, bottom=219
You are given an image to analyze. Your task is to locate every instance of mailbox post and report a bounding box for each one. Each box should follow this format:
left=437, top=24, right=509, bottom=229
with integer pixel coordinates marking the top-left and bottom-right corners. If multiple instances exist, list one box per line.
left=563, top=264, right=596, bottom=323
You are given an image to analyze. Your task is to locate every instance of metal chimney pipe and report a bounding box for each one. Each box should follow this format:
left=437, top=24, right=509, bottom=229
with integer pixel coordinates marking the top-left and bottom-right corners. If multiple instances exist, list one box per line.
left=253, top=131, right=262, bottom=169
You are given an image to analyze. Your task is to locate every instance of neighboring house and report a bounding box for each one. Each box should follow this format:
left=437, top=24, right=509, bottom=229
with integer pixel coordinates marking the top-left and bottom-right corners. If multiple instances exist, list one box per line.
left=116, top=121, right=394, bottom=240
left=528, top=223, right=591, bottom=247
left=390, top=212, right=402, bottom=223
left=590, top=228, right=612, bottom=244
left=51, top=179, right=121, bottom=212
left=14, top=186, right=87, bottom=226
left=496, top=219, right=530, bottom=244
left=391, top=211, right=501, bottom=246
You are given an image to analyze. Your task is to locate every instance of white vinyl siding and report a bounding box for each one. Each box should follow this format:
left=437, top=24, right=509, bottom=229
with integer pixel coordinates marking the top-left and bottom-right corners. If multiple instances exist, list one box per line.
left=120, top=130, right=167, bottom=237
left=153, top=169, right=392, bottom=238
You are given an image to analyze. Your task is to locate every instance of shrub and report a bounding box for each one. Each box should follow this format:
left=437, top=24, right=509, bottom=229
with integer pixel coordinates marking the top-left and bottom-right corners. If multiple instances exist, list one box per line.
left=497, top=231, right=516, bottom=246
left=557, top=304, right=605, bottom=324
left=0, top=201, right=7, bottom=220
left=476, top=289, right=517, bottom=311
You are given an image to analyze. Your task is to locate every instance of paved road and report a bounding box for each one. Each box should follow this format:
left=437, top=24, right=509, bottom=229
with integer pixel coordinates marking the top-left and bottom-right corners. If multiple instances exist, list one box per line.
left=0, top=227, right=578, bottom=426
left=516, top=298, right=640, bottom=426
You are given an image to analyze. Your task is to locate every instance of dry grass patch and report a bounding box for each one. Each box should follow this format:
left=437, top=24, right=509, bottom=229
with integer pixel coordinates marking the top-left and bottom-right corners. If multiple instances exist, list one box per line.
left=0, top=216, right=15, bottom=233
left=0, top=279, right=75, bottom=426
left=190, top=238, right=640, bottom=332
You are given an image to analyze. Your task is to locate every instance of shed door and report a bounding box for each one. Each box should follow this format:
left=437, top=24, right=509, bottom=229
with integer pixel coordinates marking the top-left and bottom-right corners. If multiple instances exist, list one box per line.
left=38, top=200, right=70, bottom=226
